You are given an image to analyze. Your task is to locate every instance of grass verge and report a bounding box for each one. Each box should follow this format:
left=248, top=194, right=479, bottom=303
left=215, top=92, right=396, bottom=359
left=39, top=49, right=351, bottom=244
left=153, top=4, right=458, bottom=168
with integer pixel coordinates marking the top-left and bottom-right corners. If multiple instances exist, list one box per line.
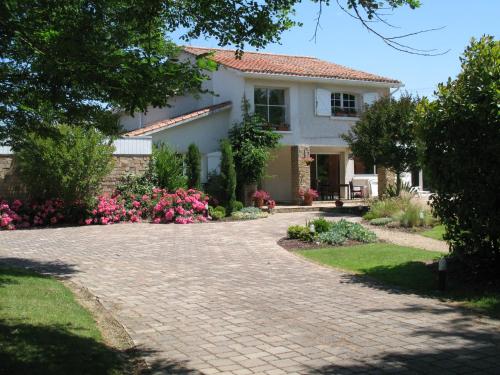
left=421, top=224, right=445, bottom=240
left=297, top=243, right=500, bottom=318
left=0, top=267, right=127, bottom=375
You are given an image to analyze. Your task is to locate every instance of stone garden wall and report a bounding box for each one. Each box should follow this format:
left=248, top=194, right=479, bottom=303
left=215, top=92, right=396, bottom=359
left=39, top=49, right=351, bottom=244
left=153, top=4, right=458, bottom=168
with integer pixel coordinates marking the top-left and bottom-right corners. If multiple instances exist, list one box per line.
left=100, top=155, right=150, bottom=194
left=0, top=137, right=152, bottom=200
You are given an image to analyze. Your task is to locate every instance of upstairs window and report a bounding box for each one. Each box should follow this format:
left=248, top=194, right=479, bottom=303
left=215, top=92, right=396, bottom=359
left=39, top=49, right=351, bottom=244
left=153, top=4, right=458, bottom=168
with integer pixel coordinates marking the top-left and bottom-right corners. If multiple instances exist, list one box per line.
left=331, top=93, right=357, bottom=117
left=254, top=88, right=289, bottom=130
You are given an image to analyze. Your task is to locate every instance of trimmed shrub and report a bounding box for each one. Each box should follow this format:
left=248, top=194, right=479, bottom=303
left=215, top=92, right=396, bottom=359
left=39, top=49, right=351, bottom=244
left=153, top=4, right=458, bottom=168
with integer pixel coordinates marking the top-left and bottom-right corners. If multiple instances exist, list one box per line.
left=233, top=201, right=244, bottom=212
left=15, top=125, right=114, bottom=205
left=287, top=225, right=313, bottom=242
left=186, top=143, right=201, bottom=189
left=219, top=139, right=237, bottom=214
left=310, top=218, right=333, bottom=233
left=370, top=217, right=394, bottom=226
left=209, top=205, right=226, bottom=220
left=152, top=143, right=187, bottom=191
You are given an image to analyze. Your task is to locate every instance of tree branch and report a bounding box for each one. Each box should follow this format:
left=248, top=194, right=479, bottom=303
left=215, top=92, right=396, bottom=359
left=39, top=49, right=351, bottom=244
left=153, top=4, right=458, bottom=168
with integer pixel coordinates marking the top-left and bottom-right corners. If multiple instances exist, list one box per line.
left=326, top=0, right=450, bottom=56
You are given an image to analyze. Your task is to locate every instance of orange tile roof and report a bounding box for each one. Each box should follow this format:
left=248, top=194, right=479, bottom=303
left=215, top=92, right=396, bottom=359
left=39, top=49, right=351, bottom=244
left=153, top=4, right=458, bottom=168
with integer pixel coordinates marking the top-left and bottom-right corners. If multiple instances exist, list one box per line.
left=124, top=101, right=232, bottom=136
left=184, top=47, right=400, bottom=84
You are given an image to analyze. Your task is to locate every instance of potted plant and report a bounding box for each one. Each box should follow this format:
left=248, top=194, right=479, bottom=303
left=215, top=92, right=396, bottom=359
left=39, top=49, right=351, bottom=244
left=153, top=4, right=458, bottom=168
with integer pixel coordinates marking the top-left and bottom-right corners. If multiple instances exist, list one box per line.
left=252, top=190, right=270, bottom=208
left=298, top=188, right=319, bottom=206
left=335, top=199, right=344, bottom=207
left=267, top=199, right=276, bottom=212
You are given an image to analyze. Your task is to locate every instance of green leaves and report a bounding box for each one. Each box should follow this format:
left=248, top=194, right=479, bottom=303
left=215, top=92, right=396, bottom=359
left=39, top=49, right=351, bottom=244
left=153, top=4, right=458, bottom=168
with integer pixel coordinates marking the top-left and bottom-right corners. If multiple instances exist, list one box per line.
left=417, top=36, right=500, bottom=281
left=15, top=125, right=114, bottom=204
left=1, top=0, right=420, bottom=145
left=342, top=94, right=420, bottom=185
left=186, top=143, right=201, bottom=189
left=219, top=139, right=237, bottom=213
left=229, top=100, right=281, bottom=189
left=152, top=143, right=187, bottom=191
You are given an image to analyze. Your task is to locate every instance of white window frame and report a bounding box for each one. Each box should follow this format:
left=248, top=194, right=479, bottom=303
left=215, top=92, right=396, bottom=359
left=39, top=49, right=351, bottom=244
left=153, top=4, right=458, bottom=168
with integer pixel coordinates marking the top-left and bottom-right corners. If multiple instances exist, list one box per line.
left=254, top=87, right=287, bottom=127
left=331, top=92, right=357, bottom=116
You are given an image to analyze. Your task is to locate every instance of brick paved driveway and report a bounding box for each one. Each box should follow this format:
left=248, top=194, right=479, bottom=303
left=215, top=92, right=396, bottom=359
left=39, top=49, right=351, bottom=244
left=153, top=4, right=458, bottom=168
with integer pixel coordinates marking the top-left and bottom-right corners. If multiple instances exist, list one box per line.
left=1, top=212, right=500, bottom=374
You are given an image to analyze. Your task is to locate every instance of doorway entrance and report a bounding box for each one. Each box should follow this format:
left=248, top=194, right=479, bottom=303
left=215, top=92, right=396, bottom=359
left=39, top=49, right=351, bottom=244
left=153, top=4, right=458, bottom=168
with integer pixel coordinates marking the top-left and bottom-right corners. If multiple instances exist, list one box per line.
left=310, top=154, right=340, bottom=200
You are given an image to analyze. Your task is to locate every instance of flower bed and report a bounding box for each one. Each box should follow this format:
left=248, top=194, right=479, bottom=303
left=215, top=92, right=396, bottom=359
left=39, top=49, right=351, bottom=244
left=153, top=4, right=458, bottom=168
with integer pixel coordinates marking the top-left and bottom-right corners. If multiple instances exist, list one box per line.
left=286, top=218, right=377, bottom=247
left=1, top=188, right=209, bottom=230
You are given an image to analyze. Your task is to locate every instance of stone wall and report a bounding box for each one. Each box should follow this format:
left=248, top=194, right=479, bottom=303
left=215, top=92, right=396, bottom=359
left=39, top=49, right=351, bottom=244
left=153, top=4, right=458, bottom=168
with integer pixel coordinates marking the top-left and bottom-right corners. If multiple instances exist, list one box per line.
left=0, top=155, right=26, bottom=200
left=101, top=155, right=151, bottom=194
left=291, top=145, right=311, bottom=204
left=377, top=166, right=396, bottom=198
left=0, top=154, right=150, bottom=200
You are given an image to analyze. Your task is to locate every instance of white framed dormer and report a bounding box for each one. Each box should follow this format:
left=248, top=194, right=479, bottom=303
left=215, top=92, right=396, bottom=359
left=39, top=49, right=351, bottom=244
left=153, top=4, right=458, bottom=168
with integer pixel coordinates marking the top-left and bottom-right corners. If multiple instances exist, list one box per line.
left=253, top=86, right=291, bottom=132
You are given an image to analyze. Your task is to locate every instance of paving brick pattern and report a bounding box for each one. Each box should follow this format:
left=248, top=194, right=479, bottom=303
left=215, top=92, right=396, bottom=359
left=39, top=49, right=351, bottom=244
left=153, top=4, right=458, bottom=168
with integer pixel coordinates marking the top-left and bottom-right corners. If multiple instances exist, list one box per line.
left=1, top=212, right=499, bottom=374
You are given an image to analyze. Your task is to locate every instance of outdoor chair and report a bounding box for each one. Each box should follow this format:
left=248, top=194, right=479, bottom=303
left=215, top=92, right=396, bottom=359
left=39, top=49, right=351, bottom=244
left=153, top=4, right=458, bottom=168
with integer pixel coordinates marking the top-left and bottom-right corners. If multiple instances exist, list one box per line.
left=349, top=180, right=365, bottom=199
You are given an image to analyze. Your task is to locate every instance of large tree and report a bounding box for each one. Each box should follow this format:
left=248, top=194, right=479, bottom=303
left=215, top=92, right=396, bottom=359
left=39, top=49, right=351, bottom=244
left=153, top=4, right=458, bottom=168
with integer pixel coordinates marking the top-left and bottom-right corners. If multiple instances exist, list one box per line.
left=1, top=0, right=425, bottom=147
left=343, top=94, right=419, bottom=195
left=417, top=36, right=500, bottom=281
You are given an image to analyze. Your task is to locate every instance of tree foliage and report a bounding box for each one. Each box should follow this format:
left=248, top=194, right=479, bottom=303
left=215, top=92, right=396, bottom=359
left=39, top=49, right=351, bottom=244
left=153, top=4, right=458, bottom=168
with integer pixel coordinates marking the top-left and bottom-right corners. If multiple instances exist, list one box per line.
left=186, top=143, right=201, bottom=189
left=219, top=139, right=237, bottom=214
left=343, top=94, right=419, bottom=195
left=1, top=0, right=423, bottom=146
left=417, top=36, right=500, bottom=281
left=229, top=101, right=281, bottom=195
left=15, top=125, right=114, bottom=204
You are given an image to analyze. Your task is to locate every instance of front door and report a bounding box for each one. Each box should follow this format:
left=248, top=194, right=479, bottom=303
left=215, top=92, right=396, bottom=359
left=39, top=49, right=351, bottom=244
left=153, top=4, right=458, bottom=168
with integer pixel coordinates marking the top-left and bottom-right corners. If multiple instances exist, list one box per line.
left=310, top=154, right=340, bottom=200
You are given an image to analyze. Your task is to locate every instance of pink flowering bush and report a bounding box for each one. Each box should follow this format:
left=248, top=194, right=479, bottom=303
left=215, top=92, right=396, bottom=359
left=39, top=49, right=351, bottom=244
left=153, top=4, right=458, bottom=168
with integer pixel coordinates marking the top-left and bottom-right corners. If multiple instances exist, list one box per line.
left=1, top=188, right=209, bottom=230
left=1, top=198, right=67, bottom=230
left=150, top=188, right=209, bottom=224
left=85, top=188, right=208, bottom=225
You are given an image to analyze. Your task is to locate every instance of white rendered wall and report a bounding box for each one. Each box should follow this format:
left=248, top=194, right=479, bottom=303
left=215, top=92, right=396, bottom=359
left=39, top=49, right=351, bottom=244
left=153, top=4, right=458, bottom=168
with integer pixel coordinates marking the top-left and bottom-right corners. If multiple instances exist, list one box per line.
left=151, top=110, right=231, bottom=154
left=262, top=146, right=293, bottom=202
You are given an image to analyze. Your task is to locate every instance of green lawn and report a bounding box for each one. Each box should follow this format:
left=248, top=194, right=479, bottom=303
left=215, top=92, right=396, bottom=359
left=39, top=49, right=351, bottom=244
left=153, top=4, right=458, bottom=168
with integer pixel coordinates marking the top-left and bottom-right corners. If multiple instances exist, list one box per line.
left=421, top=224, right=445, bottom=240
left=0, top=267, right=126, bottom=375
left=298, top=243, right=500, bottom=318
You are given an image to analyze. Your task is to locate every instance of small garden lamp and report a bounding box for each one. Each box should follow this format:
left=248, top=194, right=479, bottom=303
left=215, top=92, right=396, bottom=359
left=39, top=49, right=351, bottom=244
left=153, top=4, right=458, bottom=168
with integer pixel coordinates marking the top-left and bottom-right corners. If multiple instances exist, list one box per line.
left=309, top=223, right=315, bottom=234
left=438, top=257, right=447, bottom=291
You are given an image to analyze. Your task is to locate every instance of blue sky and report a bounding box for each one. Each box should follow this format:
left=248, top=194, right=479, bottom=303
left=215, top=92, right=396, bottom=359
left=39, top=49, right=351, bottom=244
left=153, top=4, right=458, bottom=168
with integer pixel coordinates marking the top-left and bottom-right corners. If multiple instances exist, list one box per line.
left=172, top=0, right=499, bottom=98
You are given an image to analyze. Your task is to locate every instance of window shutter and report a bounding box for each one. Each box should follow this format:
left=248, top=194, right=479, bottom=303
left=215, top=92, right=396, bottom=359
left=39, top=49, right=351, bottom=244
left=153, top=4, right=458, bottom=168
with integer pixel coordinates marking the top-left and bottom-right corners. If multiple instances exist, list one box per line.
left=315, top=88, right=331, bottom=116
left=362, top=92, right=379, bottom=107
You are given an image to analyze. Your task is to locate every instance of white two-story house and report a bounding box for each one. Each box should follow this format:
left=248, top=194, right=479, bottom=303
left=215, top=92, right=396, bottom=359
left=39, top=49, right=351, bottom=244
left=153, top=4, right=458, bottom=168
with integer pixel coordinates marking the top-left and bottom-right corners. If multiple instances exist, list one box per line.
left=121, top=47, right=403, bottom=203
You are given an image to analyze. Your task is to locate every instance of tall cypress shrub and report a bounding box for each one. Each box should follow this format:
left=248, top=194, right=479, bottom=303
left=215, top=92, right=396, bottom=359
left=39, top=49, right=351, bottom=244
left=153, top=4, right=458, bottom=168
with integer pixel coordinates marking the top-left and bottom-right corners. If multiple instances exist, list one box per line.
left=219, top=139, right=236, bottom=214
left=186, top=143, right=201, bottom=189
